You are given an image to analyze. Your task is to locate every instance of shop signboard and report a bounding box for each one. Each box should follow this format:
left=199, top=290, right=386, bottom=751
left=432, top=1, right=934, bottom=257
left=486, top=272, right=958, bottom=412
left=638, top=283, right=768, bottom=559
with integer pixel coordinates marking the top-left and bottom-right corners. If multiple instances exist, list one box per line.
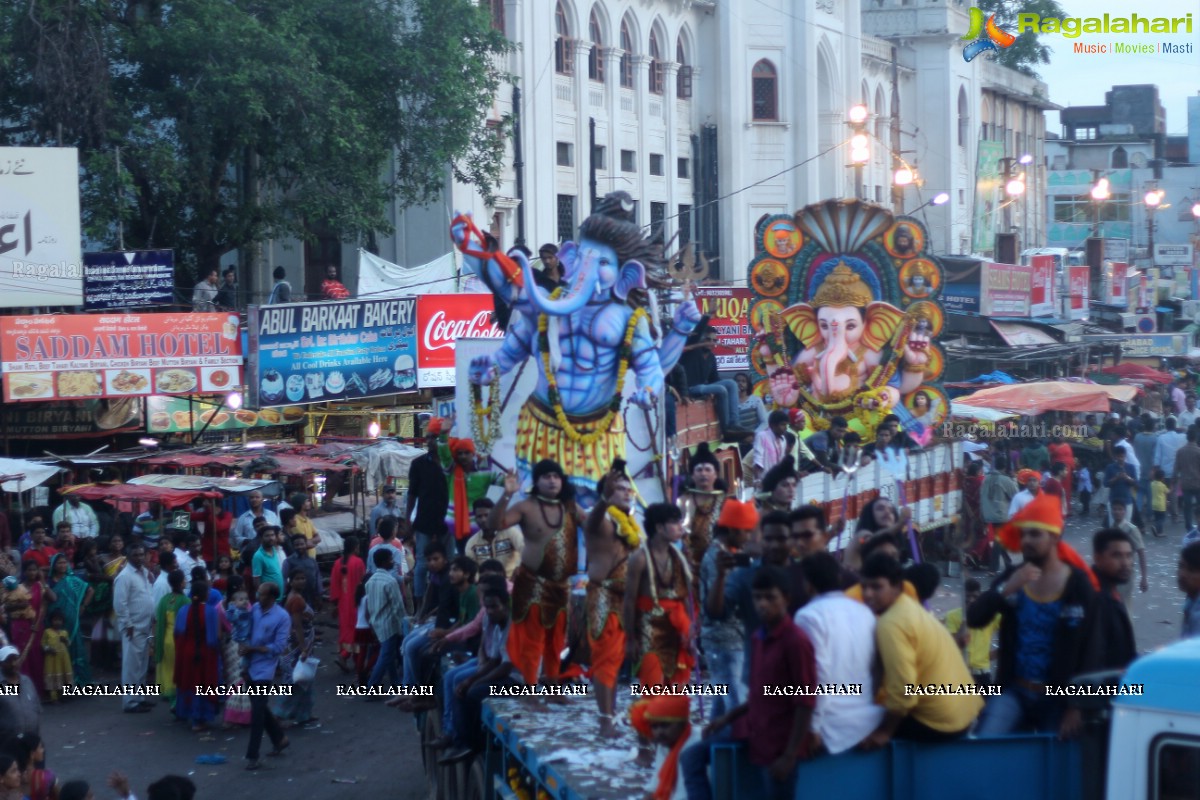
left=980, top=262, right=1032, bottom=317
left=83, top=250, right=175, bottom=310
left=1080, top=333, right=1185, bottom=358
left=693, top=287, right=753, bottom=370
left=941, top=257, right=1031, bottom=317
left=0, top=313, right=242, bottom=403
left=416, top=294, right=503, bottom=388
left=1067, top=265, right=1090, bottom=320
left=145, top=395, right=305, bottom=434
left=1029, top=255, right=1056, bottom=317
left=0, top=147, right=84, bottom=308
left=1104, top=238, right=1129, bottom=262
left=1154, top=244, right=1193, bottom=267
left=0, top=399, right=143, bottom=439
left=247, top=297, right=418, bottom=407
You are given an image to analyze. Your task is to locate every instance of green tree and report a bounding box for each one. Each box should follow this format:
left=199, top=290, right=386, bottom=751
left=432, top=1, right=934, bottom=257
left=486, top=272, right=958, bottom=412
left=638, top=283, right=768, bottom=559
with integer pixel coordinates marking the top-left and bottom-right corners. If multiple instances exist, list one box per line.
left=0, top=0, right=511, bottom=278
left=976, top=0, right=1067, bottom=77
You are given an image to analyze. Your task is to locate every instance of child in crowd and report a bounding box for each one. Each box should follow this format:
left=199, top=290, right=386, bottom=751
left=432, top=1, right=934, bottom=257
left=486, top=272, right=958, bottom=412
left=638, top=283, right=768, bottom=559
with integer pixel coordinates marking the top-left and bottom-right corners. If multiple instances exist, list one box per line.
left=943, top=578, right=1001, bottom=686
left=1076, top=464, right=1093, bottom=517
left=221, top=577, right=252, bottom=727
left=1110, top=499, right=1148, bottom=608
left=226, top=589, right=252, bottom=647
left=1151, top=468, right=1169, bottom=538
left=42, top=609, right=72, bottom=703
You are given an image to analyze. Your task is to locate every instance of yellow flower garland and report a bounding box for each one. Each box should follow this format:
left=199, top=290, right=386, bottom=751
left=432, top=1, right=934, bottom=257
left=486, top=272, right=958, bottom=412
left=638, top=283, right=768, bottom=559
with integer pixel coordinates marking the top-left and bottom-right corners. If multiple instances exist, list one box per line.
left=470, top=374, right=502, bottom=451
left=606, top=504, right=642, bottom=548
left=537, top=297, right=648, bottom=446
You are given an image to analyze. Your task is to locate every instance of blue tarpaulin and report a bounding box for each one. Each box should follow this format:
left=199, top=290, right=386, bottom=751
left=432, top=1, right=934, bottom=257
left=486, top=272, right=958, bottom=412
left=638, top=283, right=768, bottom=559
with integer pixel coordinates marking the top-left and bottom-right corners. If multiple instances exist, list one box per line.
left=965, top=371, right=1019, bottom=384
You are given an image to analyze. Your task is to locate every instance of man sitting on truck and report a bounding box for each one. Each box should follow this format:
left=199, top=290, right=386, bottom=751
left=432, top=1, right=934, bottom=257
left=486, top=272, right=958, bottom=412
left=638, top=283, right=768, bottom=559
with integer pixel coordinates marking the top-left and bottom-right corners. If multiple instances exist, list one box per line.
left=970, top=493, right=1101, bottom=738
left=1087, top=529, right=1137, bottom=671
left=859, top=554, right=983, bottom=748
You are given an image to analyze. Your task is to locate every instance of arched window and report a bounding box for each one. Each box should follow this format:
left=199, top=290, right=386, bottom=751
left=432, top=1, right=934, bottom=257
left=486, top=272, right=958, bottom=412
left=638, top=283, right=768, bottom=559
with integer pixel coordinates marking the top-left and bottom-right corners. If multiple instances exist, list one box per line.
left=588, top=11, right=604, bottom=82
left=648, top=30, right=664, bottom=94
left=619, top=20, right=634, bottom=88
left=676, top=38, right=692, bottom=99
left=555, top=3, right=574, bottom=76
left=1111, top=146, right=1128, bottom=168
left=752, top=59, right=778, bottom=121
left=957, top=88, right=969, bottom=147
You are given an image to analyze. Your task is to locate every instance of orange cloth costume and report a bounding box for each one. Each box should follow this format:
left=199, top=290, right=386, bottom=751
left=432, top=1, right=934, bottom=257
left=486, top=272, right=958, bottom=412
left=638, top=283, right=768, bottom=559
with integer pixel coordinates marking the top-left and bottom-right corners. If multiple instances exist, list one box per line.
left=507, top=511, right=578, bottom=683
left=630, top=696, right=693, bottom=800
left=636, top=546, right=694, bottom=687
left=1047, top=442, right=1075, bottom=507
left=998, top=493, right=1099, bottom=590
left=448, top=438, right=476, bottom=542
left=585, top=505, right=637, bottom=688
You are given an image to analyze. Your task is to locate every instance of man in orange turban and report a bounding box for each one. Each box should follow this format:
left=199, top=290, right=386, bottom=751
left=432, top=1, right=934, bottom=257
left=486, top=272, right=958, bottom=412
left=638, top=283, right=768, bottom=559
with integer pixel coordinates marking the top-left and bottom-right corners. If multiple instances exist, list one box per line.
left=698, top=499, right=757, bottom=716
left=629, top=695, right=697, bottom=800
left=1009, top=469, right=1041, bottom=518
left=969, top=492, right=1102, bottom=739
left=445, top=438, right=494, bottom=555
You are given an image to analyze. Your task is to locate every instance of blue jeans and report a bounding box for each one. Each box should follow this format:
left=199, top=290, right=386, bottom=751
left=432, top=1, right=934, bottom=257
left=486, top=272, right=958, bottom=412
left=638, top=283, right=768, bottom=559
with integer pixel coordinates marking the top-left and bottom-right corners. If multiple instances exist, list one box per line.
left=402, top=622, right=434, bottom=687
left=442, top=658, right=479, bottom=740
left=681, top=726, right=797, bottom=800
left=688, top=380, right=741, bottom=431
left=700, top=640, right=745, bottom=718
left=461, top=673, right=524, bottom=748
left=369, top=633, right=402, bottom=687
left=975, top=684, right=1063, bottom=735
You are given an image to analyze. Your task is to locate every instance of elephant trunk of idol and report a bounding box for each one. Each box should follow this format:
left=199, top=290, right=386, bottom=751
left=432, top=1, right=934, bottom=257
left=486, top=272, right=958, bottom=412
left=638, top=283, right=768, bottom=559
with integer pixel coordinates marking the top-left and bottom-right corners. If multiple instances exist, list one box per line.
left=523, top=248, right=598, bottom=316
left=820, top=330, right=848, bottom=392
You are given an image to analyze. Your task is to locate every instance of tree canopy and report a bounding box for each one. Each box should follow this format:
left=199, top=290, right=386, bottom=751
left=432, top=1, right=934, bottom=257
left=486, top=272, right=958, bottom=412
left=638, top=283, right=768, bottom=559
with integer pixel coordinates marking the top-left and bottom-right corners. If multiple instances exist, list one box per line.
left=976, top=0, right=1067, bottom=78
left=0, top=0, right=512, bottom=272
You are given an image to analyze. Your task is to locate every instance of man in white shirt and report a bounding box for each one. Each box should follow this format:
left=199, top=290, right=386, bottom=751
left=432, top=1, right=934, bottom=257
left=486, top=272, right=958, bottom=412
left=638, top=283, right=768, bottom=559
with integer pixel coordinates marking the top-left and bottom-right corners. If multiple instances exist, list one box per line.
left=794, top=552, right=885, bottom=753
left=1178, top=395, right=1199, bottom=430
left=1008, top=469, right=1041, bottom=519
left=1156, top=417, right=1187, bottom=520
left=232, top=491, right=280, bottom=553
left=52, top=496, right=99, bottom=539
left=113, top=544, right=156, bottom=712
left=151, top=552, right=178, bottom=607
left=752, top=410, right=791, bottom=488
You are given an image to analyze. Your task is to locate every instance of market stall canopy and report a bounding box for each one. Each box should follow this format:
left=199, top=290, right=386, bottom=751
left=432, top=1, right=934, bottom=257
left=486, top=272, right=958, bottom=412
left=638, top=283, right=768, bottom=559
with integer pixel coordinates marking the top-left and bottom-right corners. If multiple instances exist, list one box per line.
left=949, top=403, right=1019, bottom=423
left=1098, top=363, right=1173, bottom=385
left=61, top=482, right=222, bottom=509
left=954, top=381, right=1135, bottom=415
left=0, top=457, right=64, bottom=493
left=128, top=474, right=282, bottom=496
left=133, top=448, right=355, bottom=475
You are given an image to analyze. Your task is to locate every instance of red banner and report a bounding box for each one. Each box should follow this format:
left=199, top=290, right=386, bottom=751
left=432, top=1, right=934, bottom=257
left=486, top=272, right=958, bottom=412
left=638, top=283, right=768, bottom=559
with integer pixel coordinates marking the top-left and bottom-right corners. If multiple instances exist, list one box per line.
left=1029, top=255, right=1055, bottom=317
left=416, top=294, right=503, bottom=388
left=1108, top=261, right=1128, bottom=307
left=694, top=287, right=753, bottom=370
left=1068, top=265, right=1090, bottom=320
left=0, top=313, right=243, bottom=402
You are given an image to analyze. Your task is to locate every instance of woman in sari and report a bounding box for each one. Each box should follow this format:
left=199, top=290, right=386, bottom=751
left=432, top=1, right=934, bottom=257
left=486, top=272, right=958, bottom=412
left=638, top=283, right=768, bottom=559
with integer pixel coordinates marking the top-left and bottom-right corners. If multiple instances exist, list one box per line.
left=47, top=553, right=93, bottom=685
left=154, top=570, right=189, bottom=710
left=89, top=534, right=126, bottom=670
left=175, top=577, right=229, bottom=732
left=962, top=460, right=988, bottom=569
left=329, top=536, right=364, bottom=673
left=273, top=570, right=317, bottom=727
left=6, top=560, right=55, bottom=696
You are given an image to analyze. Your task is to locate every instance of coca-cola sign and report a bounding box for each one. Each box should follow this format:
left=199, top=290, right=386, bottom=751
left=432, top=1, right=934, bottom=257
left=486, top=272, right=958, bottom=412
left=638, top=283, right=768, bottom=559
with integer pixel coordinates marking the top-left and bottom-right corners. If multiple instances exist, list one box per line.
left=417, top=294, right=503, bottom=388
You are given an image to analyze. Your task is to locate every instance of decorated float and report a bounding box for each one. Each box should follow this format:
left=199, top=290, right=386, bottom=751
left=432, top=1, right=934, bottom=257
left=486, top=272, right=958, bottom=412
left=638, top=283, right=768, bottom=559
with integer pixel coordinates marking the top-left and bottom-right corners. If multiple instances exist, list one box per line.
left=748, top=200, right=949, bottom=442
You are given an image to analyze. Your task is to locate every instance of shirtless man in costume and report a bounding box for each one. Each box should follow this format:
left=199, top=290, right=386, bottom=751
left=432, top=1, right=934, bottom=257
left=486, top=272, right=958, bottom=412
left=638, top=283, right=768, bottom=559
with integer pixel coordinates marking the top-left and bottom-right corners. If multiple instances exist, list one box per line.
left=677, top=443, right=725, bottom=578
left=490, top=459, right=586, bottom=685
left=584, top=460, right=640, bottom=738
left=624, top=503, right=694, bottom=690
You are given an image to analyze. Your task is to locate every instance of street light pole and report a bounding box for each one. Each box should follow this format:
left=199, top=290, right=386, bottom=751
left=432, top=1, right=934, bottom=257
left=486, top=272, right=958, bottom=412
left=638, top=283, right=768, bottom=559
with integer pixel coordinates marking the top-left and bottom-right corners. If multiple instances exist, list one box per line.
left=848, top=104, right=869, bottom=201
left=1144, top=187, right=1164, bottom=264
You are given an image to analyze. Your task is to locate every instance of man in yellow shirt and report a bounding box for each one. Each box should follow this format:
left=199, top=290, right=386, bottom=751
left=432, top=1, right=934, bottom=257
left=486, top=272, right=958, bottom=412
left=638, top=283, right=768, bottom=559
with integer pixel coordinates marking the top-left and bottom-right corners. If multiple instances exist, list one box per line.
left=859, top=554, right=984, bottom=748
left=289, top=493, right=321, bottom=558
left=944, top=578, right=1000, bottom=685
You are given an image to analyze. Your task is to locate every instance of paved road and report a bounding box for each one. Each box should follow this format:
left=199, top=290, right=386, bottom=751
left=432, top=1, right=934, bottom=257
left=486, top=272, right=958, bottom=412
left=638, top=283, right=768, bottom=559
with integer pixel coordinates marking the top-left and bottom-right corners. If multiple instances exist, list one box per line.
left=41, top=624, right=426, bottom=800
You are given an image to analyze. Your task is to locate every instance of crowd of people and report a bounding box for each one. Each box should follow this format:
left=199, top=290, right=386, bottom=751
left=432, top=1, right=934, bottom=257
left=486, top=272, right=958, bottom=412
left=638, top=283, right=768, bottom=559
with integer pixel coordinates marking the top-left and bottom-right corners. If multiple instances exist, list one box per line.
left=3, top=381, right=1200, bottom=797
left=191, top=262, right=352, bottom=312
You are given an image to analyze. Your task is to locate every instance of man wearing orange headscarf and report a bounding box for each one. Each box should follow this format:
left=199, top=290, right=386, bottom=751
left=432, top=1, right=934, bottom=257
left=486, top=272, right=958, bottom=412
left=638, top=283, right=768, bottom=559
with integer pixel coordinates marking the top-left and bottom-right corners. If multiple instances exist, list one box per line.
left=444, top=438, right=496, bottom=556
left=969, top=493, right=1102, bottom=740
left=629, top=696, right=699, bottom=800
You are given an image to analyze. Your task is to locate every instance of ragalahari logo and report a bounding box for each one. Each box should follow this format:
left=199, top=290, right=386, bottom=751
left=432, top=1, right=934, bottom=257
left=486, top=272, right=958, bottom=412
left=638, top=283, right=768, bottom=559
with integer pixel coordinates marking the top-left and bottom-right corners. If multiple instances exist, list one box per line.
left=962, top=7, right=1017, bottom=62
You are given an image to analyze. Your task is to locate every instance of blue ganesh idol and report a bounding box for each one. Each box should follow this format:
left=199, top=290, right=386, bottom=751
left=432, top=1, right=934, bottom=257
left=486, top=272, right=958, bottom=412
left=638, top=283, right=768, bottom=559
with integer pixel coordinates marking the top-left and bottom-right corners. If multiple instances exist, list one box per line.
left=452, top=192, right=700, bottom=505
